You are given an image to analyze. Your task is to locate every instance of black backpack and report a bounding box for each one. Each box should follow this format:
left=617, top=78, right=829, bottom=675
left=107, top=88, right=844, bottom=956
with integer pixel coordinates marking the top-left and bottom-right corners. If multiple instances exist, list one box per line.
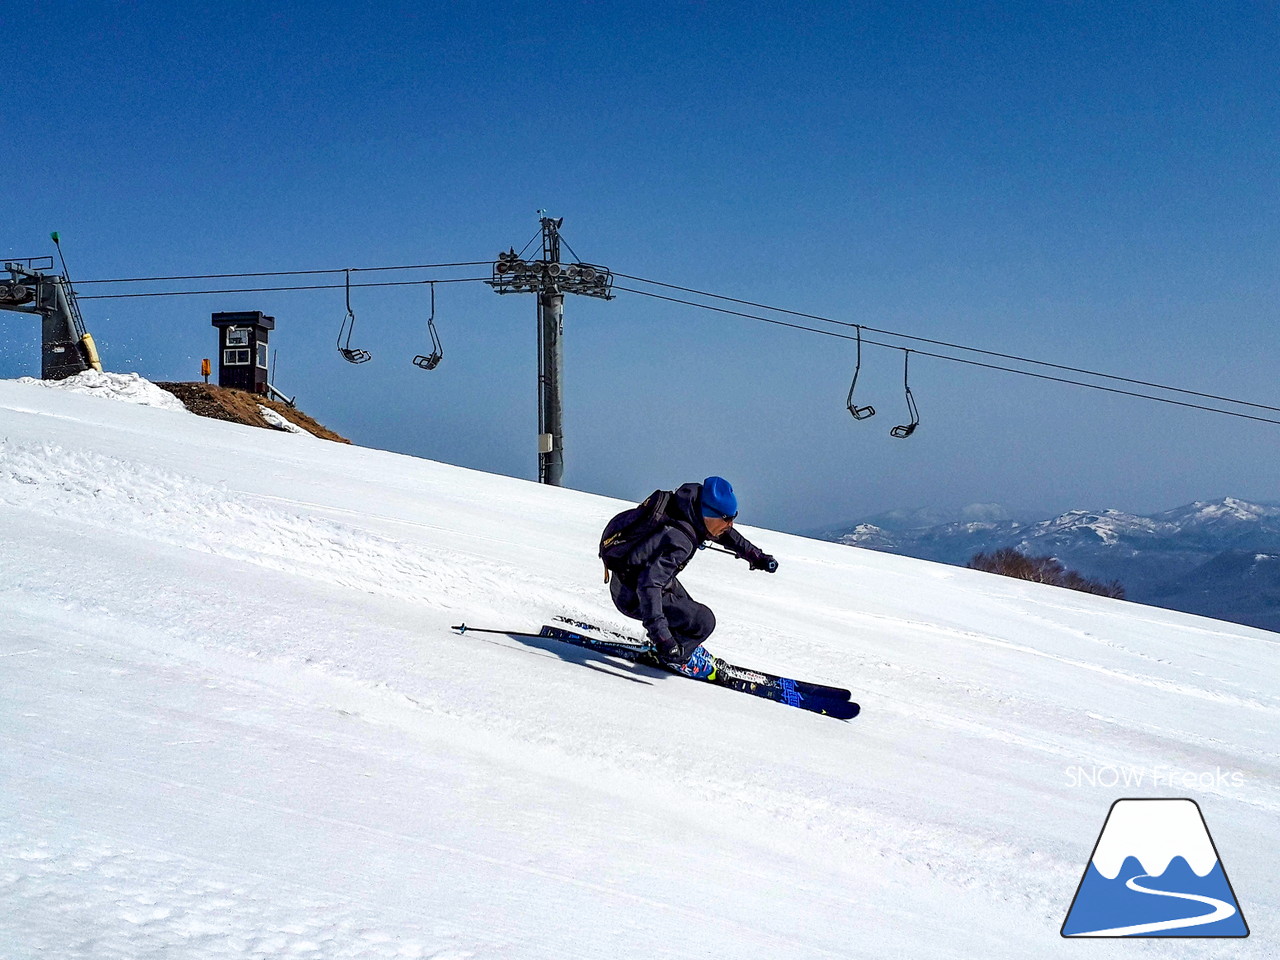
left=598, top=489, right=674, bottom=582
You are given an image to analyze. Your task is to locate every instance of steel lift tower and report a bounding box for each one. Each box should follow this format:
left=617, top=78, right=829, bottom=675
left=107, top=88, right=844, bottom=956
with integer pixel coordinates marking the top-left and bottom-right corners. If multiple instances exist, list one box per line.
left=489, top=216, right=613, bottom=486
left=0, top=245, right=102, bottom=380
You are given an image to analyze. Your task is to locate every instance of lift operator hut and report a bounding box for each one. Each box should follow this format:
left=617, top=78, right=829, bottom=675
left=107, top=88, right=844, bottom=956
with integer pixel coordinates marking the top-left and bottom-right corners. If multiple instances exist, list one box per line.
left=212, top=311, right=273, bottom=394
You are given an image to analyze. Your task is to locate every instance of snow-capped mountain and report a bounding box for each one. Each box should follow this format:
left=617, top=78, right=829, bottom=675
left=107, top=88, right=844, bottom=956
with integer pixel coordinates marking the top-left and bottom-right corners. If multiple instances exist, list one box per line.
left=821, top=499, right=1280, bottom=633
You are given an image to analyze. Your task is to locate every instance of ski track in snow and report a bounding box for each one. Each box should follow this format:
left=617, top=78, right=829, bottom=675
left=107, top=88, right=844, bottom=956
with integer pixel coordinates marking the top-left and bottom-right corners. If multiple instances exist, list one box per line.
left=0, top=439, right=524, bottom=611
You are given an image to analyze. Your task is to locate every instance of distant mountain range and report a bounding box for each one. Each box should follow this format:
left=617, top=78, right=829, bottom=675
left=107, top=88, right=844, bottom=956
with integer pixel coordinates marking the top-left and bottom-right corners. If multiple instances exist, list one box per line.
left=816, top=497, right=1280, bottom=634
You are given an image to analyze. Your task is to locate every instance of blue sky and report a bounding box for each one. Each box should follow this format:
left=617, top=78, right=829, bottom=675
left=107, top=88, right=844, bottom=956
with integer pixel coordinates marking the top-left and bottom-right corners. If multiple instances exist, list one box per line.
left=4, top=1, right=1278, bottom=531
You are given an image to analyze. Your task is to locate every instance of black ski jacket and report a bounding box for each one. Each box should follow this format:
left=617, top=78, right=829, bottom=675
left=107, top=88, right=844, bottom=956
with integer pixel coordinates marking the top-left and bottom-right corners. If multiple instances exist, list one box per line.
left=617, top=482, right=766, bottom=641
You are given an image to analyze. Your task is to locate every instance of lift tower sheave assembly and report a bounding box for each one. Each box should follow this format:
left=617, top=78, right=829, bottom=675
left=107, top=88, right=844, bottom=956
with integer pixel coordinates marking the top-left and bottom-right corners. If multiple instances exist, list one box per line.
left=489, top=216, right=613, bottom=486
left=1, top=255, right=102, bottom=380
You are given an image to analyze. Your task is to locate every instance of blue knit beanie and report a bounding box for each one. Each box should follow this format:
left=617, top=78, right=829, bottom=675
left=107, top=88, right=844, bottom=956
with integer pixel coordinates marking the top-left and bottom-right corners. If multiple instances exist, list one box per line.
left=700, top=476, right=738, bottom=519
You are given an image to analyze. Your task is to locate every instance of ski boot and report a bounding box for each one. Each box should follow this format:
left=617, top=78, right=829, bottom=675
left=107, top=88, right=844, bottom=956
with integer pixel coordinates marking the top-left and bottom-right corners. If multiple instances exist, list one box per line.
left=659, top=643, right=717, bottom=680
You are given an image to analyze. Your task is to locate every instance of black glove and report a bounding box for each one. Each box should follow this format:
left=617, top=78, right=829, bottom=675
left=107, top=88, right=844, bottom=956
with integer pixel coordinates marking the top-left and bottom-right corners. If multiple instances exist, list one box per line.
left=645, top=622, right=679, bottom=659
left=749, top=552, right=778, bottom=573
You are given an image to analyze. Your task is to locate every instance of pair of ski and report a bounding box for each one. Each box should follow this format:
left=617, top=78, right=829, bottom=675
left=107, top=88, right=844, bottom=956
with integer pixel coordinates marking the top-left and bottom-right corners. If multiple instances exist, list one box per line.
left=451, top=616, right=859, bottom=721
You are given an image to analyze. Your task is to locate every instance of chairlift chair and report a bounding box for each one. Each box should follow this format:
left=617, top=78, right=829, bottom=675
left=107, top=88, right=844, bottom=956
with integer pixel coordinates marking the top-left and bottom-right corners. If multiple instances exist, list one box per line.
left=413, top=282, right=444, bottom=370
left=337, top=268, right=372, bottom=364
left=846, top=325, right=876, bottom=420
left=890, top=349, right=920, bottom=438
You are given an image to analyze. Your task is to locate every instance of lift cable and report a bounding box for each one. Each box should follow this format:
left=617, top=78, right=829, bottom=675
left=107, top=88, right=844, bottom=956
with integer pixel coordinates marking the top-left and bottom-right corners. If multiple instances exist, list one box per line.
left=77, top=276, right=490, bottom=300
left=67, top=259, right=1280, bottom=413
left=610, top=283, right=1280, bottom=427
left=613, top=272, right=1280, bottom=417
left=63, top=259, right=1280, bottom=425
left=74, top=261, right=493, bottom=285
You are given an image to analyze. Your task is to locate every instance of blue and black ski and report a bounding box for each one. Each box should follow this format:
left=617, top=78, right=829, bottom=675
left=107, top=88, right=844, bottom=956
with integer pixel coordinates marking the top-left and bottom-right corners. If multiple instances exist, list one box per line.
left=551, top=616, right=854, bottom=702
left=541, top=620, right=860, bottom=720
left=451, top=620, right=859, bottom=721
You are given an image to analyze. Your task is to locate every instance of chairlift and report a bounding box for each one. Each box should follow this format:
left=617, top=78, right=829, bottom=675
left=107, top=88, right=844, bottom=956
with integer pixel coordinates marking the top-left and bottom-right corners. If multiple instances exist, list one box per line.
left=846, top=325, right=876, bottom=420
left=337, top=269, right=372, bottom=364
left=413, top=282, right=444, bottom=370
left=890, top=349, right=920, bottom=438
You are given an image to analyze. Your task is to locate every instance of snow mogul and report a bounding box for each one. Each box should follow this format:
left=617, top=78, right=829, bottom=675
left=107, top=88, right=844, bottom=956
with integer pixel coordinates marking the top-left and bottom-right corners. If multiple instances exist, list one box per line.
left=598, top=477, right=778, bottom=678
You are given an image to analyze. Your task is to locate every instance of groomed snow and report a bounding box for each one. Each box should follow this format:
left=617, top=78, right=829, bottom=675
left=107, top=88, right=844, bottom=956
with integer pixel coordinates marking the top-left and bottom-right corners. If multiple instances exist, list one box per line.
left=1, top=376, right=1276, bottom=958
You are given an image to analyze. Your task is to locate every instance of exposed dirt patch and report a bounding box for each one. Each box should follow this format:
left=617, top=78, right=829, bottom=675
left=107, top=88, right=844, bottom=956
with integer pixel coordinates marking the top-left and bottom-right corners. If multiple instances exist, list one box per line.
left=155, top=382, right=350, bottom=443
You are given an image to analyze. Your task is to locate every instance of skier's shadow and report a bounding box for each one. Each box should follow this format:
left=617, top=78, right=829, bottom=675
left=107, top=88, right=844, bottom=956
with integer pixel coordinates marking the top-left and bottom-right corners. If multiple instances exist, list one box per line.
left=481, top=631, right=656, bottom=686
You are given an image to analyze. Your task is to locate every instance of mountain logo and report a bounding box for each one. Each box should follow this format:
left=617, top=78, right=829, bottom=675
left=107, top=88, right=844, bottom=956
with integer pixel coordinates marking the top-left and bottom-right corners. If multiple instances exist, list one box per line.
left=1062, top=799, right=1249, bottom=937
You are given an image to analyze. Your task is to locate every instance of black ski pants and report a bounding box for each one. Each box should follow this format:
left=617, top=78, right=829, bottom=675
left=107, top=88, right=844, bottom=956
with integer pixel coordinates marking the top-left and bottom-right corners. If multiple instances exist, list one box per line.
left=609, top=575, right=716, bottom=659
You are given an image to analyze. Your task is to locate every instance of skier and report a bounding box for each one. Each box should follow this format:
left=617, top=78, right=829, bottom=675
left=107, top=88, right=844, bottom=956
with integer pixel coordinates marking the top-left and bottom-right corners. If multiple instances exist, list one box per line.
left=599, top=477, right=777, bottom=676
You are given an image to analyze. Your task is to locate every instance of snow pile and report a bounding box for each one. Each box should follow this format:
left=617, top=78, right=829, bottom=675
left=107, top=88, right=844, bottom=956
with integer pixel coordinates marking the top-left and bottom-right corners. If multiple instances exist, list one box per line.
left=1, top=377, right=1277, bottom=959
left=15, top=370, right=189, bottom=413
left=257, top=404, right=309, bottom=435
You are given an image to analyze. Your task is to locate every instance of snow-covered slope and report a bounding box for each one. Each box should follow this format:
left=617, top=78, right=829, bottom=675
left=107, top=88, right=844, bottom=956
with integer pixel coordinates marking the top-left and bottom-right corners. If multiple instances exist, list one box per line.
left=2, top=377, right=1277, bottom=959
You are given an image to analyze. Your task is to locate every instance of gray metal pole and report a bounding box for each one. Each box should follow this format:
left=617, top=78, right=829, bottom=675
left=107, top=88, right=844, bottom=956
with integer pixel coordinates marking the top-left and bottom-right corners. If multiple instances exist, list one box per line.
left=37, top=275, right=92, bottom=381
left=536, top=216, right=566, bottom=486
left=489, top=216, right=610, bottom=487
left=539, top=287, right=565, bottom=486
